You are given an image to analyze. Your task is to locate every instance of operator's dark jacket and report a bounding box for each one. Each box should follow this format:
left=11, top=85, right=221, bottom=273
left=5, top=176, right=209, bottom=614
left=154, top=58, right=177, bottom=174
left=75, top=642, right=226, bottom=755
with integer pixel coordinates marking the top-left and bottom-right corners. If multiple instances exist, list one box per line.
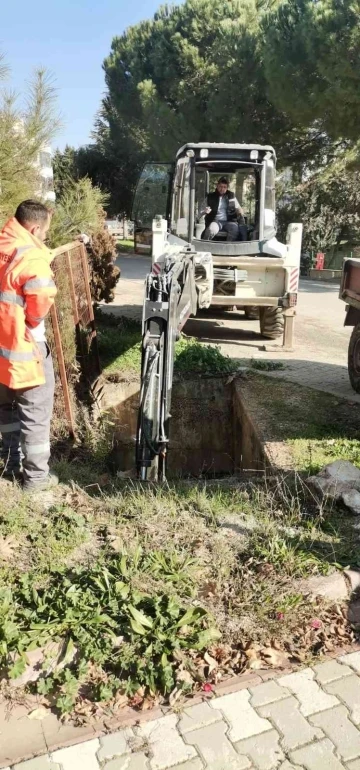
left=205, top=190, right=237, bottom=228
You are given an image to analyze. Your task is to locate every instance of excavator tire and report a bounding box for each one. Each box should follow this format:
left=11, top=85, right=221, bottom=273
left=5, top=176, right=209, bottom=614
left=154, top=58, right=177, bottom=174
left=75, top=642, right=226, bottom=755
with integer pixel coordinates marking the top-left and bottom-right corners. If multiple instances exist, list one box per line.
left=348, top=322, right=360, bottom=393
left=259, top=306, right=284, bottom=340
left=244, top=306, right=259, bottom=320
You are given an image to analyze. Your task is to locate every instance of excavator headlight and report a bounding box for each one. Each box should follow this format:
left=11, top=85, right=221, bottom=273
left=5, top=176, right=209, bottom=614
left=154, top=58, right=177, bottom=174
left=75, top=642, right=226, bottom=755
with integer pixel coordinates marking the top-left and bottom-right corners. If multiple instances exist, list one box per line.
left=200, top=149, right=209, bottom=158
left=250, top=150, right=259, bottom=160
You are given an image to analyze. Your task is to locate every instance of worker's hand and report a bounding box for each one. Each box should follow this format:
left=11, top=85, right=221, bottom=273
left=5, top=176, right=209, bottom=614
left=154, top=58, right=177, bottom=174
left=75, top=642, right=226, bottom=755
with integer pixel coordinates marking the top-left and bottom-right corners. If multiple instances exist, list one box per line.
left=205, top=206, right=211, bottom=214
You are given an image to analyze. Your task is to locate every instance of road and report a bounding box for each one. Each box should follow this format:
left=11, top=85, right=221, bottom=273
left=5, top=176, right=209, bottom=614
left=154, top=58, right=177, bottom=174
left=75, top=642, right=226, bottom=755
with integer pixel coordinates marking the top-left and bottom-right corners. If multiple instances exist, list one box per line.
left=106, top=253, right=359, bottom=402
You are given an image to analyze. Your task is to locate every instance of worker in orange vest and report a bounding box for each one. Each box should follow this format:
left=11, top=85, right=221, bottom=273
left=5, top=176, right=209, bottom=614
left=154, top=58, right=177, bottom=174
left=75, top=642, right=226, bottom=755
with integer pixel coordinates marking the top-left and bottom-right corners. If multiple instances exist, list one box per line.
left=0, top=200, right=58, bottom=491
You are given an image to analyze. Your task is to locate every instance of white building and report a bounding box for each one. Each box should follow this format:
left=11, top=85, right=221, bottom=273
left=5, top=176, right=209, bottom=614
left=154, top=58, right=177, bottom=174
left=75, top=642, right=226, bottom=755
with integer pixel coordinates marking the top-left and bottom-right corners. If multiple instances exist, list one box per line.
left=34, top=143, right=55, bottom=203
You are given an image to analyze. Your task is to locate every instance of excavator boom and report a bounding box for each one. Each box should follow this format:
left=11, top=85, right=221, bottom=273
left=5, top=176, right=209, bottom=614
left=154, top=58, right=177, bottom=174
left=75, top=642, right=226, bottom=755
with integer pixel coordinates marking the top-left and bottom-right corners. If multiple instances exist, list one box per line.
left=136, top=246, right=197, bottom=481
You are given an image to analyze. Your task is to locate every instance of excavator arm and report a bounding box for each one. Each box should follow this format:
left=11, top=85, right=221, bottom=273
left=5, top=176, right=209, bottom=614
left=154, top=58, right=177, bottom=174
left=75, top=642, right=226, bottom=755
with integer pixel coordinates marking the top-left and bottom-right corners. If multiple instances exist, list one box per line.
left=136, top=246, right=198, bottom=481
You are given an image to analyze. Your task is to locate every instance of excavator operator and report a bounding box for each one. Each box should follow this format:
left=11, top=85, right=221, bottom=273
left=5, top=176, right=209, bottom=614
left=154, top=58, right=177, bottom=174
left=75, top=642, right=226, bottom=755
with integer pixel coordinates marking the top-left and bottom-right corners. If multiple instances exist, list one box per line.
left=199, top=177, right=247, bottom=242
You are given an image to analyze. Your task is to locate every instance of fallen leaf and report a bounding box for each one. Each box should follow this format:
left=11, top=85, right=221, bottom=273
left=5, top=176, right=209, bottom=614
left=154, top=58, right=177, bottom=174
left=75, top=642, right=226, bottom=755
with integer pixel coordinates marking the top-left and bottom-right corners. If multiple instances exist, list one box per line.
left=248, top=659, right=264, bottom=670
left=198, top=581, right=217, bottom=599
left=109, top=537, right=123, bottom=553
left=244, top=647, right=259, bottom=661
left=140, top=696, right=156, bottom=711
left=204, top=652, right=218, bottom=674
left=28, top=707, right=48, bottom=721
left=261, top=647, right=289, bottom=668
left=176, top=669, right=194, bottom=686
left=169, top=686, right=182, bottom=707
left=0, top=535, right=19, bottom=562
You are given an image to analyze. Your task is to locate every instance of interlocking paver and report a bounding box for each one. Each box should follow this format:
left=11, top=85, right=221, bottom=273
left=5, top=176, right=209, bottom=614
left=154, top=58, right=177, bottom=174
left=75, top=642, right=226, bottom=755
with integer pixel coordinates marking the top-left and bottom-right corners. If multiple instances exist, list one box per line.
left=311, top=705, right=360, bottom=762
left=139, top=714, right=197, bottom=770
left=235, top=729, right=284, bottom=769
left=313, top=660, right=352, bottom=685
left=211, top=689, right=272, bottom=742
left=6, top=652, right=360, bottom=770
left=291, top=738, right=347, bottom=769
left=103, top=755, right=149, bottom=770
left=179, top=702, right=223, bottom=734
left=185, top=721, right=251, bottom=769
left=97, top=728, right=134, bottom=760
left=258, top=696, right=323, bottom=751
left=278, top=668, right=339, bottom=716
left=340, top=652, right=360, bottom=674
left=51, top=738, right=100, bottom=770
left=13, top=759, right=60, bottom=770
left=325, top=675, right=360, bottom=724
left=249, top=680, right=290, bottom=708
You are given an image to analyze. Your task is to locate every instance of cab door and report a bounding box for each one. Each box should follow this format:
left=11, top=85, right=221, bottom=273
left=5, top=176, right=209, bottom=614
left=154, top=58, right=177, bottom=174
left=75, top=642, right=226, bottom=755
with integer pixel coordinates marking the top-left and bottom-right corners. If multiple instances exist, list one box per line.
left=132, top=162, right=174, bottom=253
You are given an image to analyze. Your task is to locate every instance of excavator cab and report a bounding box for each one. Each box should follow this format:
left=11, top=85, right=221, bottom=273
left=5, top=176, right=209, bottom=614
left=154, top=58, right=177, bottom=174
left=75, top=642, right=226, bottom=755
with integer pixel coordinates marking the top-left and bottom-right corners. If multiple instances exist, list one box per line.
left=132, top=144, right=276, bottom=254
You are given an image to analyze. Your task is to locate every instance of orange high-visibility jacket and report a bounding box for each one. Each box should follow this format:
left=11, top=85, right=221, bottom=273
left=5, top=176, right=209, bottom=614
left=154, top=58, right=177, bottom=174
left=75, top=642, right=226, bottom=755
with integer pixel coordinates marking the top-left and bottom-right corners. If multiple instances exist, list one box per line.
left=0, top=217, right=57, bottom=389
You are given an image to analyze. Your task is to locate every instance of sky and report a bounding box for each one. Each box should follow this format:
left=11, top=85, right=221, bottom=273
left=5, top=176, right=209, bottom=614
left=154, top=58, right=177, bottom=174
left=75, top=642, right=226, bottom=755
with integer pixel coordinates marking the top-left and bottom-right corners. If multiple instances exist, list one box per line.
left=1, top=0, right=168, bottom=151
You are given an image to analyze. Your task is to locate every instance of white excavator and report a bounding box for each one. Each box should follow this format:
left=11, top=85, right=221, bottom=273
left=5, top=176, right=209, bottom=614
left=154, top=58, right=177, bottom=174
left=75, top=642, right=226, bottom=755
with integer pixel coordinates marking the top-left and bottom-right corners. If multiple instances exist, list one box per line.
left=132, top=143, right=302, bottom=480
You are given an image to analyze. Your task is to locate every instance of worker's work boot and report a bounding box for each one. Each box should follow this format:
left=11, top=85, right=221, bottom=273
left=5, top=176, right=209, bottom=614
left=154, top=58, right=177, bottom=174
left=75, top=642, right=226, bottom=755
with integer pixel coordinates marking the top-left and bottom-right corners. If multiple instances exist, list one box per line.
left=23, top=472, right=59, bottom=493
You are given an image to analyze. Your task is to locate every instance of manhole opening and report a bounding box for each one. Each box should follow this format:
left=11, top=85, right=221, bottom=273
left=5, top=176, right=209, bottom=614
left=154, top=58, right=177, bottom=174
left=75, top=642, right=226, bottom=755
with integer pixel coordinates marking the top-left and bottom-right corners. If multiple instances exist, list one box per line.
left=102, top=375, right=266, bottom=478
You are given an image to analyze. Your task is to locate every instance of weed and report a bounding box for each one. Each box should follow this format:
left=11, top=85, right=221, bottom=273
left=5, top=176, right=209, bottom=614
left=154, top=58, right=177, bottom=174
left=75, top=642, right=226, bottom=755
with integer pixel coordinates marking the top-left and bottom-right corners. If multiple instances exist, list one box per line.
left=0, top=472, right=356, bottom=717
left=96, top=314, right=236, bottom=377
left=1, top=550, right=219, bottom=713
left=174, top=337, right=235, bottom=375
left=96, top=315, right=142, bottom=375
left=250, top=359, right=285, bottom=371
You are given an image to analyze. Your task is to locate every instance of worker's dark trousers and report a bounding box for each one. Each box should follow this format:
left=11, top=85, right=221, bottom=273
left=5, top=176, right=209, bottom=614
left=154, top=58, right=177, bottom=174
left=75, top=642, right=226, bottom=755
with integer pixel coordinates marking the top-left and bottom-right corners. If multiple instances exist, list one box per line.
left=0, top=342, right=55, bottom=484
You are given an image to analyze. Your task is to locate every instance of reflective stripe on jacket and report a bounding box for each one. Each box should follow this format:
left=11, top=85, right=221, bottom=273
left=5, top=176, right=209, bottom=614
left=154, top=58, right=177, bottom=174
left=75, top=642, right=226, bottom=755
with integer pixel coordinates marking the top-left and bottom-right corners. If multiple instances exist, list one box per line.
left=0, top=218, right=57, bottom=389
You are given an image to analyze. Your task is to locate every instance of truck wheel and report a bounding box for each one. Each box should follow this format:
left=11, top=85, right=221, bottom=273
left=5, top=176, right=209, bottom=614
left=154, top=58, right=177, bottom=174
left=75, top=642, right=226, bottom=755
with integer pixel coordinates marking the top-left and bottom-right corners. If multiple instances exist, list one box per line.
left=348, top=323, right=360, bottom=393
left=244, top=306, right=259, bottom=320
left=259, top=307, right=284, bottom=339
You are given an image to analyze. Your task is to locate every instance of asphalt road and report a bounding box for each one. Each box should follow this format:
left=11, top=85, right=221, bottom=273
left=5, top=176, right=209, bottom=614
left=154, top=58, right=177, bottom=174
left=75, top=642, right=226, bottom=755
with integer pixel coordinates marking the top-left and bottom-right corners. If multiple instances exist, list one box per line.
left=106, top=254, right=358, bottom=402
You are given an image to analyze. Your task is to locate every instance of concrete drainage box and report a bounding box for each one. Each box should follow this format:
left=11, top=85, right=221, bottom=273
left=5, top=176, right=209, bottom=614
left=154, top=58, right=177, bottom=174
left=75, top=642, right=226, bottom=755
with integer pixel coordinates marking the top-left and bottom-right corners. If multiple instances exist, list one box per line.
left=102, top=375, right=267, bottom=478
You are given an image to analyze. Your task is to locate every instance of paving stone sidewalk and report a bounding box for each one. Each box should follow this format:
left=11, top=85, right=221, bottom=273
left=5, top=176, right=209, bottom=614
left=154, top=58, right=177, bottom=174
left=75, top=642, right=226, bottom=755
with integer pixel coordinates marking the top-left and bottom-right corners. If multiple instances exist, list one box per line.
left=5, top=651, right=360, bottom=770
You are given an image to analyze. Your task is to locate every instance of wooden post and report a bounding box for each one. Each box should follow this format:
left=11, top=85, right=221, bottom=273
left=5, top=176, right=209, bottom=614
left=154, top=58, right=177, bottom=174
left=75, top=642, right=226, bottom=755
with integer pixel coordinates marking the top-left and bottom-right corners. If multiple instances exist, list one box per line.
left=50, top=304, right=76, bottom=437
left=80, top=243, right=101, bottom=374
left=65, top=249, right=79, bottom=325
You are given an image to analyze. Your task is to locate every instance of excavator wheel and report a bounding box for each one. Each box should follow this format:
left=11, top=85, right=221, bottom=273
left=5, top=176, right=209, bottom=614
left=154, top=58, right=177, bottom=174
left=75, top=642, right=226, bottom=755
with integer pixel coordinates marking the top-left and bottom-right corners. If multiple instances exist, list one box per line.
left=259, top=306, right=284, bottom=340
left=348, top=322, right=360, bottom=393
left=244, top=306, right=259, bottom=320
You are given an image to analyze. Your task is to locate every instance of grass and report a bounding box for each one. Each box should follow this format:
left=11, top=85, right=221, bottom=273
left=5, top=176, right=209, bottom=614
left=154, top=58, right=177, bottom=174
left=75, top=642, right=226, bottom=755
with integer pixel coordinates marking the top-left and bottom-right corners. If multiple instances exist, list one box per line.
left=239, top=372, right=360, bottom=474
left=96, top=313, right=236, bottom=378
left=1, top=315, right=356, bottom=718
left=0, top=460, right=357, bottom=718
left=96, top=315, right=142, bottom=375
left=116, top=239, right=135, bottom=254
left=249, top=359, right=285, bottom=372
